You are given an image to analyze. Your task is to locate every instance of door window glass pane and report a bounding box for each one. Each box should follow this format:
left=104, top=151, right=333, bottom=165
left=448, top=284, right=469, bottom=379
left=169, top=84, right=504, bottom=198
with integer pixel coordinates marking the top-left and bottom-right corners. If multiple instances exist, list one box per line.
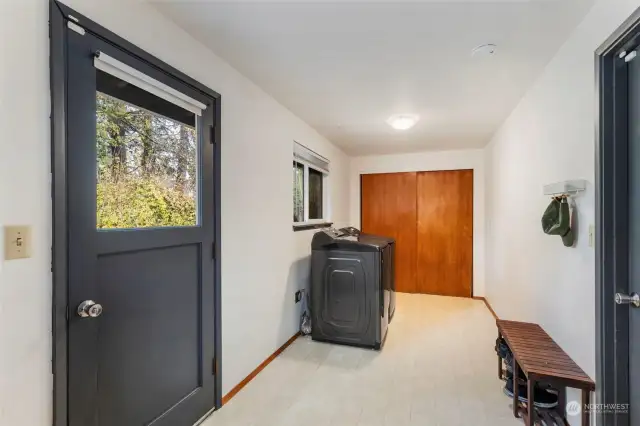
left=96, top=70, right=198, bottom=229
left=309, top=168, right=324, bottom=220
left=293, top=161, right=304, bottom=222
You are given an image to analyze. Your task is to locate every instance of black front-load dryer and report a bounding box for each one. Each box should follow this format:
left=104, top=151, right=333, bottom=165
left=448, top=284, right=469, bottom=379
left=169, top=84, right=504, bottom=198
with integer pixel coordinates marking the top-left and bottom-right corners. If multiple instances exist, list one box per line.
left=310, top=228, right=395, bottom=350
left=339, top=227, right=396, bottom=322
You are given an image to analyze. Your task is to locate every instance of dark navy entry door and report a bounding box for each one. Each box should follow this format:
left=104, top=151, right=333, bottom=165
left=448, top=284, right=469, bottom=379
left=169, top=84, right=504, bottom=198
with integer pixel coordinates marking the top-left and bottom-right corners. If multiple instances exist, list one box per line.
left=64, top=23, right=217, bottom=426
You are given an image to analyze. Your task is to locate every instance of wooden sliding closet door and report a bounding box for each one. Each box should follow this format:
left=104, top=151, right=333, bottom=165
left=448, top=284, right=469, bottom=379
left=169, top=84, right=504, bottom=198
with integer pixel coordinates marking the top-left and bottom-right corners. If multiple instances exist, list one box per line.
left=416, top=170, right=473, bottom=297
left=361, top=172, right=417, bottom=293
left=361, top=170, right=473, bottom=297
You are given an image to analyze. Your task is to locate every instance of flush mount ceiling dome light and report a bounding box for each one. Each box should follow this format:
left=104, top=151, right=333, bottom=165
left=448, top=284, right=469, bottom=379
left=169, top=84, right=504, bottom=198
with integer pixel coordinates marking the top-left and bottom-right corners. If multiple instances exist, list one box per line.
left=387, top=114, right=419, bottom=130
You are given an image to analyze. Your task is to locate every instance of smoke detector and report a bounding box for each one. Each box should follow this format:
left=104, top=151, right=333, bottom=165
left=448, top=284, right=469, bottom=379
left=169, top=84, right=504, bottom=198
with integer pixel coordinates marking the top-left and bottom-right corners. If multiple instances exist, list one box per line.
left=472, top=44, right=497, bottom=58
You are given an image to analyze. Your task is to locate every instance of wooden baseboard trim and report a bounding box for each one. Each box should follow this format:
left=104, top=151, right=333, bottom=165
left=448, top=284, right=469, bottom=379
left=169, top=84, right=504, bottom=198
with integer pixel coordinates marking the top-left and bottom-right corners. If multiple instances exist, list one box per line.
left=221, top=332, right=301, bottom=406
left=473, top=296, right=499, bottom=320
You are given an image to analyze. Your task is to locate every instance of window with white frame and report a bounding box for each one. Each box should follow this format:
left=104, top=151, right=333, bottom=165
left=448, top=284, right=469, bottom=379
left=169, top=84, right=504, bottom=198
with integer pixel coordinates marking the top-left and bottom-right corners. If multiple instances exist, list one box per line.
left=293, top=142, right=330, bottom=226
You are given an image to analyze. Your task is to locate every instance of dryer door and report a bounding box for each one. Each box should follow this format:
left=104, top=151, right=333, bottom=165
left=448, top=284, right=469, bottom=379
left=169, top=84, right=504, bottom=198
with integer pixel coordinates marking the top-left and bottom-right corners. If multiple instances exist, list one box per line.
left=311, top=250, right=376, bottom=346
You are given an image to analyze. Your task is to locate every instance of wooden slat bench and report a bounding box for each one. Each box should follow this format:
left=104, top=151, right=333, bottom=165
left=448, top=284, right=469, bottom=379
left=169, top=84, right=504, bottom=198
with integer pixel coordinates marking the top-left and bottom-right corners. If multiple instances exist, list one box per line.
left=497, top=319, right=595, bottom=426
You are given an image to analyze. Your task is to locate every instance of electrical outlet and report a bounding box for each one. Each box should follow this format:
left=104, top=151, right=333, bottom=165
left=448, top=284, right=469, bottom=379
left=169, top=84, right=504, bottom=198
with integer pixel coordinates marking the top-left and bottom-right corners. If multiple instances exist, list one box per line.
left=295, top=291, right=302, bottom=303
left=4, top=225, right=32, bottom=260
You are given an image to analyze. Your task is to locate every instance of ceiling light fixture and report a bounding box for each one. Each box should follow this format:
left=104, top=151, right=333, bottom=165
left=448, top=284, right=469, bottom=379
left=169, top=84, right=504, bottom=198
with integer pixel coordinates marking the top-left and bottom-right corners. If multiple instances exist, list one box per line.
left=387, top=114, right=419, bottom=130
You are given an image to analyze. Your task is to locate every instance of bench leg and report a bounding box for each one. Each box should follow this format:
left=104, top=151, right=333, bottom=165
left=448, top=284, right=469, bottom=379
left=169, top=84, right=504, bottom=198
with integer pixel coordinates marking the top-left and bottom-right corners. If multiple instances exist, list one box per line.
left=527, top=378, right=535, bottom=426
left=582, top=389, right=590, bottom=426
left=513, top=358, right=520, bottom=418
left=558, top=385, right=566, bottom=418
left=498, top=331, right=503, bottom=380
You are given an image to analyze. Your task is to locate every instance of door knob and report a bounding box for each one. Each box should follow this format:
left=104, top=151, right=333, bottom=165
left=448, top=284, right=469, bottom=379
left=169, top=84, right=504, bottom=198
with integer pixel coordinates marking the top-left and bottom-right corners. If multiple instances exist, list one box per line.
left=77, top=300, right=103, bottom=318
left=615, top=293, right=640, bottom=307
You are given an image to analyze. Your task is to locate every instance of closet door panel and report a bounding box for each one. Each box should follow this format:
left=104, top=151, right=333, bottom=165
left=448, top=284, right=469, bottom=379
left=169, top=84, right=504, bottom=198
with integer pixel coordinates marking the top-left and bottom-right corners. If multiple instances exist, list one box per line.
left=361, top=172, right=417, bottom=293
left=416, top=170, right=473, bottom=297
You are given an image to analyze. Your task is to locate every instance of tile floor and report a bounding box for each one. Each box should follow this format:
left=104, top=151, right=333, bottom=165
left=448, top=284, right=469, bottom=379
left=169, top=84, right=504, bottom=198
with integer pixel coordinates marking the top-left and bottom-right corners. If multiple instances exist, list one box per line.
left=202, top=294, right=521, bottom=426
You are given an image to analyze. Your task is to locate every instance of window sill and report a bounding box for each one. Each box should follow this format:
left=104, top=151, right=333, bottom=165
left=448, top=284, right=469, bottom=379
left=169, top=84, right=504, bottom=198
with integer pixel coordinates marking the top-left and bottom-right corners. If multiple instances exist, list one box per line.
left=292, top=222, right=333, bottom=232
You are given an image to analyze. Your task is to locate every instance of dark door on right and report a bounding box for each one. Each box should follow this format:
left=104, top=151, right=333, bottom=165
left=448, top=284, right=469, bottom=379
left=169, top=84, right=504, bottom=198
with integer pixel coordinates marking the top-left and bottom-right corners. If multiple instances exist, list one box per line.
left=626, top=47, right=640, bottom=426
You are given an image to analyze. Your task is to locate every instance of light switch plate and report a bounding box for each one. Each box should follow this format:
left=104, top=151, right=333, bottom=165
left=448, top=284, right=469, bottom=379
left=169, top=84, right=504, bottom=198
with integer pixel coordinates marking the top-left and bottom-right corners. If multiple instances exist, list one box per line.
left=4, top=225, right=32, bottom=260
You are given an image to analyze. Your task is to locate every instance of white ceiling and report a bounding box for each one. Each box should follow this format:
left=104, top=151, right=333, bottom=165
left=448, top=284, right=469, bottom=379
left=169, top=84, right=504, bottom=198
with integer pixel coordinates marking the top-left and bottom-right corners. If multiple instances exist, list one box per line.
left=153, top=0, right=595, bottom=156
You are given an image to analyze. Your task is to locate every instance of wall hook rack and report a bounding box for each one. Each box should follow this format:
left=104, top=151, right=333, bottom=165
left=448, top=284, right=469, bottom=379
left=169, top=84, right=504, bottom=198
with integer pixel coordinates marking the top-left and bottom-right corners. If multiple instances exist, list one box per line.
left=543, top=179, right=586, bottom=197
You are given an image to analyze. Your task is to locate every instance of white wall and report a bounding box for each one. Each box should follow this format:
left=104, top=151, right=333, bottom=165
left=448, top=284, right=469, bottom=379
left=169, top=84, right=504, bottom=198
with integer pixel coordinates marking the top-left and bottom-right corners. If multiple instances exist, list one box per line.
left=350, top=150, right=486, bottom=297
left=485, top=0, right=640, bottom=417
left=0, top=0, right=349, bottom=424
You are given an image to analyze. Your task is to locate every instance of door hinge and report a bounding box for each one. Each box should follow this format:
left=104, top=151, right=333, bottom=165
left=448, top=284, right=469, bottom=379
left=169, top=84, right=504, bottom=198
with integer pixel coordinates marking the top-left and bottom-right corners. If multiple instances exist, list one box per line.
left=212, top=357, right=217, bottom=375
left=209, top=125, right=216, bottom=144
left=626, top=50, right=638, bottom=63
left=67, top=21, right=85, bottom=35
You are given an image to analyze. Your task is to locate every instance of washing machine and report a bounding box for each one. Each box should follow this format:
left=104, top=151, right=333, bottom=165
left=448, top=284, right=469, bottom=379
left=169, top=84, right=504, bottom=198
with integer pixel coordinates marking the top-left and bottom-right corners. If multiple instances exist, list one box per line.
left=338, top=227, right=396, bottom=321
left=311, top=228, right=395, bottom=349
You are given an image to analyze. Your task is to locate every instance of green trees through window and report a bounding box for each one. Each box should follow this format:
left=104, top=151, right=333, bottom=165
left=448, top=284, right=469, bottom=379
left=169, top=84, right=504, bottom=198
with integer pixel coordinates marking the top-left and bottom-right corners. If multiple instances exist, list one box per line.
left=96, top=92, right=197, bottom=229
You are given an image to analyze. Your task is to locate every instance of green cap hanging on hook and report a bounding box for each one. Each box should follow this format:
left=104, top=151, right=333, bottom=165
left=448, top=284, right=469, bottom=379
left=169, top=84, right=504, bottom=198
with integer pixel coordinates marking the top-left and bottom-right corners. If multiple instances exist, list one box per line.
left=541, top=197, right=575, bottom=247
